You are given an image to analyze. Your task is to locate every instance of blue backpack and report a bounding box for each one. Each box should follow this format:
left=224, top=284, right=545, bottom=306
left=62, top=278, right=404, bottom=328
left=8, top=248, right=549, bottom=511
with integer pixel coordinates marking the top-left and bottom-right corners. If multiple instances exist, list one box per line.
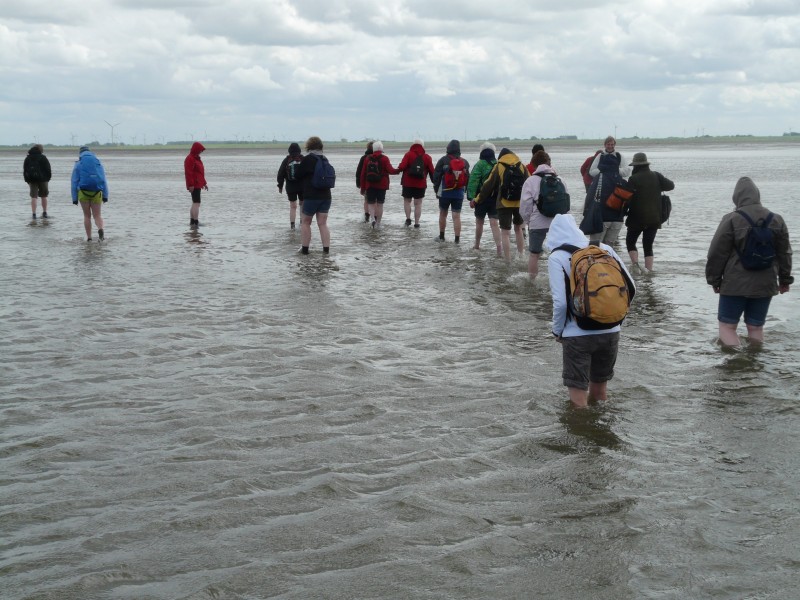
left=78, top=154, right=104, bottom=192
left=312, top=154, right=336, bottom=189
left=736, top=210, right=775, bottom=270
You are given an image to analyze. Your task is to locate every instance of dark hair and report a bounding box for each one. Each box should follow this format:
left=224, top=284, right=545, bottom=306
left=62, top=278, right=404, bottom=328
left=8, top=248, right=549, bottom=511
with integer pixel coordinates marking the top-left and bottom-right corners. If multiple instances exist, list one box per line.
left=531, top=144, right=545, bottom=155
left=305, top=136, right=323, bottom=151
left=532, top=150, right=550, bottom=167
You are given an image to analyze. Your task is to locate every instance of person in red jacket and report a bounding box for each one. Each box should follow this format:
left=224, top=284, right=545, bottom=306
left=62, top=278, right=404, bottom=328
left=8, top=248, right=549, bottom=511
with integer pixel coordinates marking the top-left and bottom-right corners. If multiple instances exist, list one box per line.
left=184, top=142, right=208, bottom=228
left=359, top=140, right=399, bottom=229
left=579, top=150, right=601, bottom=192
left=525, top=144, right=545, bottom=174
left=396, top=139, right=435, bottom=228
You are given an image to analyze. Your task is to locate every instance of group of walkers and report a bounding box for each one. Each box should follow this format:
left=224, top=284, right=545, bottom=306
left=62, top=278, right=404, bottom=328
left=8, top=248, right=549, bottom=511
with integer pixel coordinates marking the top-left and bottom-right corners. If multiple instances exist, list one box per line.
left=22, top=138, right=793, bottom=407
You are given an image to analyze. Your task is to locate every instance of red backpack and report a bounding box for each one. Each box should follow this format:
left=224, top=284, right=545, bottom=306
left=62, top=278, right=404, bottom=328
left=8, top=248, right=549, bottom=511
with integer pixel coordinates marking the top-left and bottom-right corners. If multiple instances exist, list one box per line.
left=443, top=156, right=467, bottom=190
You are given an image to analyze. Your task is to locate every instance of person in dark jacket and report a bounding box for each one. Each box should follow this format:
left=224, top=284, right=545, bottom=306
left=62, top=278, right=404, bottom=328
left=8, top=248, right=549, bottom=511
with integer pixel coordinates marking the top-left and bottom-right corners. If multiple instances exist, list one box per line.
left=625, top=152, right=675, bottom=273
left=296, top=136, right=332, bottom=255
left=432, top=140, right=471, bottom=243
left=397, top=139, right=435, bottom=228
left=355, top=141, right=373, bottom=222
left=23, top=144, right=52, bottom=219
left=277, top=142, right=304, bottom=229
left=706, top=177, right=792, bottom=347
left=184, top=142, right=208, bottom=229
left=359, top=140, right=400, bottom=229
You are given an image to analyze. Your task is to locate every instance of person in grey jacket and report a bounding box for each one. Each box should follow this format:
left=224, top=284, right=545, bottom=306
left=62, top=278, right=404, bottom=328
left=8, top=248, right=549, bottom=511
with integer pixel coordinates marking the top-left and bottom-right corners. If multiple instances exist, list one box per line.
left=705, top=177, right=793, bottom=347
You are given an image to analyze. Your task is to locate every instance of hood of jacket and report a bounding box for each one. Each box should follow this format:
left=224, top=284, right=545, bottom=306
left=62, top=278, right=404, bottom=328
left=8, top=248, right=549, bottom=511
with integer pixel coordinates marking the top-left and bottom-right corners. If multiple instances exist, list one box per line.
left=409, top=143, right=425, bottom=156
left=479, top=147, right=496, bottom=162
left=190, top=142, right=206, bottom=156
left=533, top=164, right=556, bottom=176
left=446, top=139, right=461, bottom=156
left=546, top=214, right=589, bottom=252
left=288, top=142, right=301, bottom=155
left=497, top=149, right=522, bottom=167
left=732, top=176, right=761, bottom=209
left=28, top=145, right=43, bottom=156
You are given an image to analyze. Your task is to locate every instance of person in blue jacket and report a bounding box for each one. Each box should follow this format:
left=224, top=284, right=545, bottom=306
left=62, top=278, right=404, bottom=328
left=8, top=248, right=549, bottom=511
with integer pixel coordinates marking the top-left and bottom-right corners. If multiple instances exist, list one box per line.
left=71, top=146, right=109, bottom=241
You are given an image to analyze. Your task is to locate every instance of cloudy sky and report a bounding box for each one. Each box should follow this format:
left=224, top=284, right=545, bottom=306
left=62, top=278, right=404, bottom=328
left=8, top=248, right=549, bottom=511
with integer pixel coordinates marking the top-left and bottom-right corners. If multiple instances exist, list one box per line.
left=2, top=0, right=799, bottom=146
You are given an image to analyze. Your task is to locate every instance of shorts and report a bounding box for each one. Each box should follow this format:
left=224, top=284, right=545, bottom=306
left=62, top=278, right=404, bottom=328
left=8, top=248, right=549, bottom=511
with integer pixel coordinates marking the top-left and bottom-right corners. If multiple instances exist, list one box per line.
left=528, top=228, right=548, bottom=254
left=402, top=186, right=426, bottom=200
left=589, top=221, right=623, bottom=245
left=287, top=191, right=303, bottom=203
left=365, top=188, right=387, bottom=204
left=78, top=189, right=103, bottom=205
left=562, top=332, right=620, bottom=390
left=438, top=196, right=463, bottom=212
left=191, top=188, right=201, bottom=203
left=718, top=295, right=772, bottom=327
left=473, top=200, right=498, bottom=220
left=302, top=198, right=331, bottom=216
left=497, top=207, right=523, bottom=230
left=29, top=182, right=49, bottom=198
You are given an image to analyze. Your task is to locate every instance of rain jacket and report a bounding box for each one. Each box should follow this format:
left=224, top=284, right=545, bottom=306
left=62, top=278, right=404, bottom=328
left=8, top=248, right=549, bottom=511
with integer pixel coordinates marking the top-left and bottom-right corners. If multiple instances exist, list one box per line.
left=520, top=163, right=562, bottom=229
left=626, top=165, right=674, bottom=230
left=546, top=214, right=635, bottom=338
left=467, top=146, right=497, bottom=201
left=296, top=150, right=333, bottom=201
left=184, top=142, right=207, bottom=190
left=277, top=142, right=304, bottom=195
left=432, top=140, right=471, bottom=200
left=474, top=149, right=529, bottom=209
left=705, top=177, right=793, bottom=297
left=23, top=146, right=52, bottom=183
left=397, top=143, right=435, bottom=188
left=359, top=150, right=400, bottom=191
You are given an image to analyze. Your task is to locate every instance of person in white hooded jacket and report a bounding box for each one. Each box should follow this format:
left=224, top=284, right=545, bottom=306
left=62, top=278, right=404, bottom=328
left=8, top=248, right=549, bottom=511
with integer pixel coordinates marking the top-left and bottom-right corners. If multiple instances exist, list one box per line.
left=546, top=214, right=635, bottom=408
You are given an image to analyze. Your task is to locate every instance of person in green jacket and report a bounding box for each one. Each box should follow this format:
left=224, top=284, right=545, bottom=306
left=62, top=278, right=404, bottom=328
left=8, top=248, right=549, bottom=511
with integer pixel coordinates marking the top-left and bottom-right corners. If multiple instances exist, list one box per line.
left=468, top=142, right=501, bottom=255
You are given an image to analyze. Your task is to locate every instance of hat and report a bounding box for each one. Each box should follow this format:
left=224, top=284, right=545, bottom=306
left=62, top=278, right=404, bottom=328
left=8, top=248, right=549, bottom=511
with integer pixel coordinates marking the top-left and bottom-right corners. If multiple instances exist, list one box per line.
left=79, top=145, right=90, bottom=153
left=629, top=152, right=649, bottom=166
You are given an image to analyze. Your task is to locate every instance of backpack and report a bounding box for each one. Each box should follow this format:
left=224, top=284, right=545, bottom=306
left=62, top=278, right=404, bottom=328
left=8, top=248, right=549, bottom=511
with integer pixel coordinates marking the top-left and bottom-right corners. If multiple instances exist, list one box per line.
left=408, top=154, right=425, bottom=178
left=443, top=157, right=467, bottom=191
left=25, top=156, right=43, bottom=181
left=605, top=178, right=634, bottom=211
left=555, top=243, right=634, bottom=330
left=536, top=173, right=570, bottom=217
left=365, top=154, right=382, bottom=183
left=286, top=158, right=302, bottom=182
left=311, top=154, right=336, bottom=189
left=500, top=162, right=526, bottom=201
left=735, top=210, right=776, bottom=270
left=77, top=154, right=104, bottom=192
left=660, top=194, right=672, bottom=224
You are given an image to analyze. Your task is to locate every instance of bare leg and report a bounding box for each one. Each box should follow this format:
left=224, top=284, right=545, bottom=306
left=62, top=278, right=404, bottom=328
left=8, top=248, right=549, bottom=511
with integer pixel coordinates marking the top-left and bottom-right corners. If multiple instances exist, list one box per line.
left=41, top=196, right=48, bottom=215
left=644, top=255, right=654, bottom=271
left=317, top=213, right=330, bottom=248
left=489, top=218, right=502, bottom=256
left=91, top=203, right=104, bottom=239
left=718, top=322, right=741, bottom=347
left=81, top=202, right=92, bottom=239
left=588, top=381, right=608, bottom=402
left=745, top=324, right=764, bottom=344
left=375, top=203, right=384, bottom=224
left=414, top=199, right=423, bottom=225
left=289, top=200, right=297, bottom=225
left=190, top=203, right=200, bottom=222
left=439, top=209, right=448, bottom=238
left=501, top=229, right=511, bottom=260
left=628, top=250, right=639, bottom=269
left=403, top=198, right=412, bottom=220
left=528, top=253, right=540, bottom=279
left=453, top=212, right=461, bottom=239
left=568, top=387, right=589, bottom=408
left=514, top=223, right=525, bottom=255
left=474, top=217, right=484, bottom=249
left=30, top=197, right=38, bottom=215
left=301, top=214, right=313, bottom=248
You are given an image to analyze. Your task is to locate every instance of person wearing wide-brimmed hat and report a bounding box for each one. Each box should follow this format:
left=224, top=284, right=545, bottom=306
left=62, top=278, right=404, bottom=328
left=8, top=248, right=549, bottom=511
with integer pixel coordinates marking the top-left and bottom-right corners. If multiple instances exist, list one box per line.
left=625, top=152, right=674, bottom=273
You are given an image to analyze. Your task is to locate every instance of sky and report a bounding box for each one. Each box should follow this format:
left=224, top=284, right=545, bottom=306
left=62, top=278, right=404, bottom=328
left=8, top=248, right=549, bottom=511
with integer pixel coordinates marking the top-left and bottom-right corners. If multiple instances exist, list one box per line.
left=2, top=0, right=799, bottom=146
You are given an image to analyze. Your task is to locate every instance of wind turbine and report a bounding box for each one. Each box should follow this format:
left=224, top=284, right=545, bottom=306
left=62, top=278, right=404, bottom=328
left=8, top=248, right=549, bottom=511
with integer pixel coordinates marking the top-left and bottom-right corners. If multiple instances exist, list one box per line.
left=104, top=120, right=121, bottom=145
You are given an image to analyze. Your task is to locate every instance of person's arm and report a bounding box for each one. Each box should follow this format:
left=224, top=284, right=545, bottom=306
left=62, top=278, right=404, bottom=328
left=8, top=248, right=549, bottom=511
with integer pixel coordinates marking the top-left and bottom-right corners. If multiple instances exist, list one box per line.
left=43, top=156, right=52, bottom=181
left=475, top=164, right=499, bottom=204
left=657, top=172, right=675, bottom=192
left=775, top=218, right=794, bottom=290
left=432, top=156, right=445, bottom=194
left=467, top=162, right=483, bottom=200
left=705, top=217, right=734, bottom=291
left=277, top=156, right=287, bottom=191
left=71, top=163, right=79, bottom=204
left=588, top=153, right=602, bottom=177
left=618, top=154, right=632, bottom=178
left=23, top=157, right=30, bottom=183
left=548, top=251, right=568, bottom=337
left=98, top=160, right=109, bottom=201
left=383, top=155, right=400, bottom=175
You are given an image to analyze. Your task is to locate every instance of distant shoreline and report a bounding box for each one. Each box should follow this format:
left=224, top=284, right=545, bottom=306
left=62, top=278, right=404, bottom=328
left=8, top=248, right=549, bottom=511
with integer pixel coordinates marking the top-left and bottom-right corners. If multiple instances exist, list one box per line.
left=3, top=135, right=799, bottom=154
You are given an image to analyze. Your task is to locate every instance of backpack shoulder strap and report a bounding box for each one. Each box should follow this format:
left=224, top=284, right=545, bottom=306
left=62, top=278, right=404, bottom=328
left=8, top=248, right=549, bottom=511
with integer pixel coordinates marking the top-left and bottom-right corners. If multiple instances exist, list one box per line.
left=554, top=244, right=580, bottom=254
left=735, top=210, right=756, bottom=226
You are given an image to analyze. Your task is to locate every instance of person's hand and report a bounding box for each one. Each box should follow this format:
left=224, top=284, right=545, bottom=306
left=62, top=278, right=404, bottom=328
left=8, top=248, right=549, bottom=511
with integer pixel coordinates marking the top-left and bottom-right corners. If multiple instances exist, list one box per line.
left=779, top=284, right=790, bottom=294
left=469, top=200, right=475, bottom=209
left=713, top=286, right=720, bottom=294
left=203, top=185, right=208, bottom=191
left=188, top=186, right=194, bottom=192
left=278, top=186, right=283, bottom=194
left=73, top=199, right=78, bottom=205
left=103, top=197, right=108, bottom=203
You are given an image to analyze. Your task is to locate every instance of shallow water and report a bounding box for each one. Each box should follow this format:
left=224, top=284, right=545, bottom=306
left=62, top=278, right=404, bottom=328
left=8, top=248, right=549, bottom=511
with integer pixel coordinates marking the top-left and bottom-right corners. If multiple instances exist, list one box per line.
left=1, top=143, right=799, bottom=599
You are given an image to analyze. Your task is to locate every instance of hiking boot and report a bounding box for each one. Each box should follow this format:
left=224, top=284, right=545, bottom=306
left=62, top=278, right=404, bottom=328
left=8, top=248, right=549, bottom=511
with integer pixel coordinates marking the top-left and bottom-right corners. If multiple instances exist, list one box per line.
left=98, top=228, right=104, bottom=241
left=414, top=223, right=420, bottom=228
left=364, top=213, right=370, bottom=222
left=405, top=218, right=412, bottom=227
left=42, top=212, right=48, bottom=219
left=32, top=213, right=37, bottom=219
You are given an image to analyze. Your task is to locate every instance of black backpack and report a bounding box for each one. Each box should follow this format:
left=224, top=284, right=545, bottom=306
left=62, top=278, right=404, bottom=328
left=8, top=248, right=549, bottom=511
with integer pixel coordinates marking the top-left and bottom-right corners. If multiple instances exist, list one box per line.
left=536, top=173, right=570, bottom=217
left=500, top=162, right=525, bottom=201
left=25, top=156, right=43, bottom=181
left=736, top=210, right=776, bottom=270
left=365, top=155, right=382, bottom=183
left=408, top=154, right=425, bottom=178
left=286, top=158, right=301, bottom=182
